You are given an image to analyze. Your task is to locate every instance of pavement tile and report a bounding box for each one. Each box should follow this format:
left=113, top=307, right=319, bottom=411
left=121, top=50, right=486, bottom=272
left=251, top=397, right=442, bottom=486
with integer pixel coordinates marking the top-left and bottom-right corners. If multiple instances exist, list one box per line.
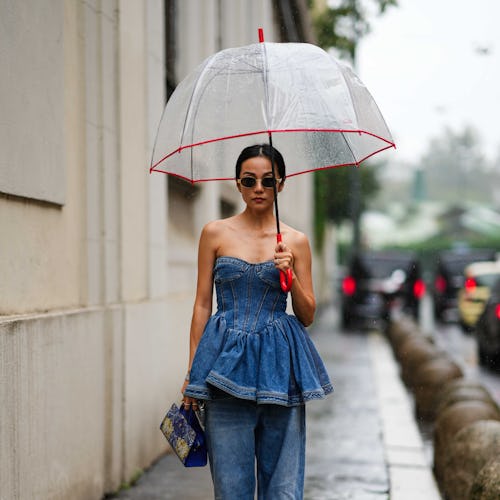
left=389, top=465, right=442, bottom=500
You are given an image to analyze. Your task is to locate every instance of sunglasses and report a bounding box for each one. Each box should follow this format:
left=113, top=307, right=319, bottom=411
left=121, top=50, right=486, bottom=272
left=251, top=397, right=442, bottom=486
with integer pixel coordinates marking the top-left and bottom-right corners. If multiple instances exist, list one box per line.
left=237, top=177, right=282, bottom=188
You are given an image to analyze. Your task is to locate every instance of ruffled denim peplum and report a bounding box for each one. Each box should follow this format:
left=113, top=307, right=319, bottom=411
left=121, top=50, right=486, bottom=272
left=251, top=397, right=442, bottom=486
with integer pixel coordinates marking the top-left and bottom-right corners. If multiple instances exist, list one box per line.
left=184, top=256, right=333, bottom=406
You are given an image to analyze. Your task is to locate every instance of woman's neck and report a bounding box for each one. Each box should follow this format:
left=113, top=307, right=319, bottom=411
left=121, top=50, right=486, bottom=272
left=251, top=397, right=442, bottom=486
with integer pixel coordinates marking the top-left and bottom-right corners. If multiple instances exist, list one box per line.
left=239, top=208, right=276, bottom=232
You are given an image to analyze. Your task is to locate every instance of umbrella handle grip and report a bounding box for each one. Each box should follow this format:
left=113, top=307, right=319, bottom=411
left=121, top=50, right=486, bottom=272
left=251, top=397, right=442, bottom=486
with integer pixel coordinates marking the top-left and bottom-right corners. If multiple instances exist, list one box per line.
left=276, top=234, right=293, bottom=292
left=280, top=269, right=293, bottom=293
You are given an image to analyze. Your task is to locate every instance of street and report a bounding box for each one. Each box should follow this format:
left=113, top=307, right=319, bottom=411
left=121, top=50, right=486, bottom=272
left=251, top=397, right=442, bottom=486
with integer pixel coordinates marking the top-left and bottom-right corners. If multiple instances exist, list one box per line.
left=419, top=295, right=500, bottom=406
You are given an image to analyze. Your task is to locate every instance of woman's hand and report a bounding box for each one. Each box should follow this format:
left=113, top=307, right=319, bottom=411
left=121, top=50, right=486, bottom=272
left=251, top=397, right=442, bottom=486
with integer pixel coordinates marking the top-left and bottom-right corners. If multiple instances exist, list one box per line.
left=181, top=379, right=199, bottom=411
left=274, top=231, right=316, bottom=326
left=274, top=241, right=294, bottom=274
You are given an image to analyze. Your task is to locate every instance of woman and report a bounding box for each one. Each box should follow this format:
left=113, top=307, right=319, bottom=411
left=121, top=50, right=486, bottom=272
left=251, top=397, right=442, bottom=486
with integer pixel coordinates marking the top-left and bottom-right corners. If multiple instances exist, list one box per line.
left=182, top=144, right=332, bottom=499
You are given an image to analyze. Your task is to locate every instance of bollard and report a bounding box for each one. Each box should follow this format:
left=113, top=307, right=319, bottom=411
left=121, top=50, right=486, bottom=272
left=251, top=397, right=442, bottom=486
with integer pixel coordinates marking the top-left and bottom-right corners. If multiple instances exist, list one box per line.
left=470, top=456, right=500, bottom=500
left=388, top=317, right=419, bottom=357
left=442, top=420, right=500, bottom=500
left=412, top=356, right=463, bottom=421
left=399, top=336, right=443, bottom=388
left=435, top=380, right=498, bottom=416
left=433, top=401, right=500, bottom=484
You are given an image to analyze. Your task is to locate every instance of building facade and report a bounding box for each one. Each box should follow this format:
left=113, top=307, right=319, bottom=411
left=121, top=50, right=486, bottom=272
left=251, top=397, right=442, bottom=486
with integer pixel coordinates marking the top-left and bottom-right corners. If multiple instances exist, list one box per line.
left=0, top=1, right=317, bottom=498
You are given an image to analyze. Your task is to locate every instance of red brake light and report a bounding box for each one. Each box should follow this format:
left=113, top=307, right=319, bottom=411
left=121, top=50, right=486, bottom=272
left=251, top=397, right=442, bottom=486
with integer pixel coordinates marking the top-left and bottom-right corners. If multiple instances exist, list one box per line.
left=464, top=277, right=477, bottom=293
left=413, top=279, right=426, bottom=299
left=342, top=276, right=356, bottom=296
left=435, top=275, right=446, bottom=293
left=495, top=304, right=500, bottom=320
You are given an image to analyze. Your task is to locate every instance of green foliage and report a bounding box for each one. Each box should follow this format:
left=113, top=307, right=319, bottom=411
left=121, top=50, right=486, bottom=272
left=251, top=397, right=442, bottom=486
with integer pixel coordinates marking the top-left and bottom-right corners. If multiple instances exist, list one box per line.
left=311, top=0, right=398, bottom=60
left=323, top=165, right=379, bottom=224
left=313, top=4, right=365, bottom=60
left=313, top=163, right=380, bottom=248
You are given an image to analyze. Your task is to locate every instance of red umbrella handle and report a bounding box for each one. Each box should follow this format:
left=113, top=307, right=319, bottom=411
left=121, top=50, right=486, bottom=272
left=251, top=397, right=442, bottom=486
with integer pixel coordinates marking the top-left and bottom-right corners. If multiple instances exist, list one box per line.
left=276, top=234, right=293, bottom=292
left=280, top=269, right=293, bottom=293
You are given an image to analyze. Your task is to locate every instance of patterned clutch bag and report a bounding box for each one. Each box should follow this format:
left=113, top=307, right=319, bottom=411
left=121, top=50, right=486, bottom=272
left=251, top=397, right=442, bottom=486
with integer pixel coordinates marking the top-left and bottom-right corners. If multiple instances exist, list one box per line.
left=160, top=403, right=207, bottom=467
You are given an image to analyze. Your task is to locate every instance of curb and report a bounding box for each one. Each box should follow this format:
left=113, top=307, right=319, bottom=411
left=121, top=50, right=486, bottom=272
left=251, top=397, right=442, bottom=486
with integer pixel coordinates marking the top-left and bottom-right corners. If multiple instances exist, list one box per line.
left=387, top=317, right=500, bottom=499
left=369, top=332, right=442, bottom=499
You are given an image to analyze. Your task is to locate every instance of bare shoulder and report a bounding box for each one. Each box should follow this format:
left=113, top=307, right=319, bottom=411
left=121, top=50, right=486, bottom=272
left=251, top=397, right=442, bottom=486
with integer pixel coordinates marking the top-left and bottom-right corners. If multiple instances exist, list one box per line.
left=281, top=224, right=311, bottom=253
left=201, top=219, right=226, bottom=237
left=200, top=218, right=235, bottom=251
left=205, top=215, right=238, bottom=233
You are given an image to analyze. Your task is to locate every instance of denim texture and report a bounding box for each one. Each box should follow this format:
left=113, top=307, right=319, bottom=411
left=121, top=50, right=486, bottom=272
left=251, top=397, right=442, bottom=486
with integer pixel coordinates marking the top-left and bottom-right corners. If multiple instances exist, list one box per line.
left=205, top=390, right=306, bottom=499
left=184, top=257, right=333, bottom=406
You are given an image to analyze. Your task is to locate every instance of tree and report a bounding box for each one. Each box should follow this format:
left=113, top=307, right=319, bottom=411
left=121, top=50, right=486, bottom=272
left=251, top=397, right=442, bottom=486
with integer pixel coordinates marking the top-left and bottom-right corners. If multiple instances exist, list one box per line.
left=417, top=126, right=493, bottom=205
left=311, top=0, right=397, bottom=61
left=314, top=163, right=380, bottom=246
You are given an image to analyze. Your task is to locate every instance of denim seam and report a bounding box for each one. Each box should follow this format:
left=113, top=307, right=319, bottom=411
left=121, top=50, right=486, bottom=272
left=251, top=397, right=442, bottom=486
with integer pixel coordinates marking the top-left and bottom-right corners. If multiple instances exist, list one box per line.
left=252, top=287, right=268, bottom=331
left=243, top=267, right=252, bottom=330
left=270, top=290, right=280, bottom=321
left=229, top=280, right=237, bottom=320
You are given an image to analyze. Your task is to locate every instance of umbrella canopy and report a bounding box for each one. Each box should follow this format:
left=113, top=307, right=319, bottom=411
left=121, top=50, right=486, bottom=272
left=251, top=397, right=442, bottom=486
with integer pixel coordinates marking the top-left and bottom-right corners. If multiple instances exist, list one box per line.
left=150, top=39, right=395, bottom=182
left=150, top=33, right=395, bottom=292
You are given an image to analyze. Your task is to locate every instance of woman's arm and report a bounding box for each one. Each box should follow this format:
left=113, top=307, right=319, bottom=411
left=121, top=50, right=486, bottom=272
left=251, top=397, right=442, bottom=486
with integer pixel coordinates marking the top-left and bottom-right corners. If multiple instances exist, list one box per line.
left=181, top=222, right=218, bottom=397
left=275, top=232, right=316, bottom=326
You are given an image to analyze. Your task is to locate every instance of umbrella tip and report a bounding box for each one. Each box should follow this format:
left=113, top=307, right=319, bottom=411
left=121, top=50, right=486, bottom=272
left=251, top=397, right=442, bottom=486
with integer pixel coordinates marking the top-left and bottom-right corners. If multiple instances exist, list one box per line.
left=258, top=28, right=264, bottom=43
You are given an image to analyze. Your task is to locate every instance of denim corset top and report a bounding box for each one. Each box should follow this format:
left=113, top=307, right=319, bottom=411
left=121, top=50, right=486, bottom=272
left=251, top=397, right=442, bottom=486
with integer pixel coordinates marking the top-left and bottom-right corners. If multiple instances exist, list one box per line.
left=184, top=256, right=333, bottom=405
left=213, top=256, right=287, bottom=331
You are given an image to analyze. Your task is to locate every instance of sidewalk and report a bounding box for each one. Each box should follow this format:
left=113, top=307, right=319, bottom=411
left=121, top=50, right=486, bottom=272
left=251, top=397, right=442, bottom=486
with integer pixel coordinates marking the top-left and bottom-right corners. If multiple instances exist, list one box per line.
left=110, top=305, right=441, bottom=499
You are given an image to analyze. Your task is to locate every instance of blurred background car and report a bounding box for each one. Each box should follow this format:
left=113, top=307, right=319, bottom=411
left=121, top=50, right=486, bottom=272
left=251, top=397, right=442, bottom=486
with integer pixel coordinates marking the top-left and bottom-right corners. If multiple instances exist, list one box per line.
left=340, top=250, right=425, bottom=328
left=457, top=260, right=500, bottom=333
left=475, top=275, right=500, bottom=370
left=432, top=248, right=497, bottom=322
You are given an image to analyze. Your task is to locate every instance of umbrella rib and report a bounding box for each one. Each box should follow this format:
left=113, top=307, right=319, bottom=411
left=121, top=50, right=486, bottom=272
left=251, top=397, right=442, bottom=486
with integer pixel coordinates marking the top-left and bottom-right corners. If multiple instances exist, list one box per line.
left=260, top=42, right=271, bottom=129
left=178, top=56, right=220, bottom=181
left=336, top=60, right=395, bottom=154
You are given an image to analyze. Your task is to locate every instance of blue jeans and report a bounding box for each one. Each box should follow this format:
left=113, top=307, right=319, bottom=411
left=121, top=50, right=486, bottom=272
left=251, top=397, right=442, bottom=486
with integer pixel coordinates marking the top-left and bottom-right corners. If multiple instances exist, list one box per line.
left=205, top=390, right=306, bottom=499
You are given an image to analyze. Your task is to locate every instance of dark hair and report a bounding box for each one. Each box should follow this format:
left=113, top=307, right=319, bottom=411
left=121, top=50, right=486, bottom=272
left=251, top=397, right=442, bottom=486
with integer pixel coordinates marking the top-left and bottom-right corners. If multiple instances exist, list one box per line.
left=235, top=144, right=286, bottom=182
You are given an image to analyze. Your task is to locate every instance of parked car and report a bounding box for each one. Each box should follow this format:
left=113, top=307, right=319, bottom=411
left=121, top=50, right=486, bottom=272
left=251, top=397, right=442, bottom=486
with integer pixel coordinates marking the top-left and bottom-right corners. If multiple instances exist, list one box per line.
left=457, top=261, right=500, bottom=332
left=475, top=275, right=500, bottom=369
left=340, top=250, right=425, bottom=328
left=433, top=248, right=497, bottom=322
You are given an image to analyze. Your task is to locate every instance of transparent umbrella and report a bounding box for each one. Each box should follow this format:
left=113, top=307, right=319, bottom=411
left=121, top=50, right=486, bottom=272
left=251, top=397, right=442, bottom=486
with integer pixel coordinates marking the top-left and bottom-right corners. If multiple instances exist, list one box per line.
left=150, top=29, right=395, bottom=290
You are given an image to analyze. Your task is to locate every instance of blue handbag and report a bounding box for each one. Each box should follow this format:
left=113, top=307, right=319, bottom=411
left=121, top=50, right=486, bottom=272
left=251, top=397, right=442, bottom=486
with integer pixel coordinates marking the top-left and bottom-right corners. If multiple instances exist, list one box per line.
left=160, top=403, right=208, bottom=467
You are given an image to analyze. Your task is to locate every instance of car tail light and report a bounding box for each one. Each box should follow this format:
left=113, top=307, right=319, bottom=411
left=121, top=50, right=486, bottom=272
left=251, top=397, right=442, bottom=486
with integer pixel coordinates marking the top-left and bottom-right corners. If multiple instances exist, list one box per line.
left=342, top=276, right=356, bottom=296
left=435, top=275, right=446, bottom=293
left=413, top=279, right=426, bottom=299
left=464, top=277, right=477, bottom=293
left=495, top=304, right=500, bottom=320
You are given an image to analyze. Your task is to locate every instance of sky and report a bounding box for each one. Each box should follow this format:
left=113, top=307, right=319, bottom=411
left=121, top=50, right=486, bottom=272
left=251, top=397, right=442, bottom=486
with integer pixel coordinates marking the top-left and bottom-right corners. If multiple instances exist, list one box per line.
left=356, top=0, right=500, bottom=166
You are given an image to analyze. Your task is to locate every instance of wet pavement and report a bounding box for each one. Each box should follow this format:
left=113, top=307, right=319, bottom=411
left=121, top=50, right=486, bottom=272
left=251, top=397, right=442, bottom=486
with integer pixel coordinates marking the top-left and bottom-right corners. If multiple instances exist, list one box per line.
left=304, top=309, right=388, bottom=499
left=109, top=305, right=441, bottom=499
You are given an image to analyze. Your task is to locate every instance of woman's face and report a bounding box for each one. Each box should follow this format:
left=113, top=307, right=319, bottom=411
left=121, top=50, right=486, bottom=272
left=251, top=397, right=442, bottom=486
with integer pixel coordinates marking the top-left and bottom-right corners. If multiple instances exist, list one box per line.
left=237, top=156, right=284, bottom=210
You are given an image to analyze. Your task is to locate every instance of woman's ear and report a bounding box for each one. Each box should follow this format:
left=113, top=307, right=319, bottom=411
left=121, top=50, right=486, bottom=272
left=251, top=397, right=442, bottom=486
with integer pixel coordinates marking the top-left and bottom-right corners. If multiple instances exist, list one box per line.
left=236, top=179, right=242, bottom=193
left=278, top=180, right=285, bottom=192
